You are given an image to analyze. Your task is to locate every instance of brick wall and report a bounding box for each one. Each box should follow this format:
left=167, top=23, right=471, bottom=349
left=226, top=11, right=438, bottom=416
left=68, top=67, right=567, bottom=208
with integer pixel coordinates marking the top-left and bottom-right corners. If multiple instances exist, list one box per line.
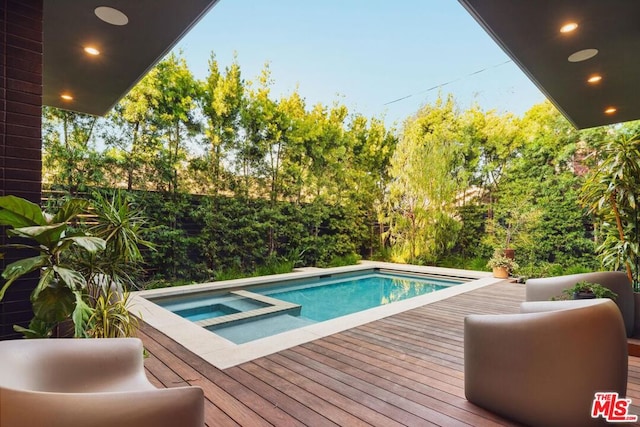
left=0, top=0, right=43, bottom=339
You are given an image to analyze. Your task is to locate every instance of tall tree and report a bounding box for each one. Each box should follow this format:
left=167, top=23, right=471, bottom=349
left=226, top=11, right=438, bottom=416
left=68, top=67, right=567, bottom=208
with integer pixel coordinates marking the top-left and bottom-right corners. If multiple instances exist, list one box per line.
left=347, top=114, right=397, bottom=254
left=42, top=107, right=104, bottom=193
left=102, top=69, right=161, bottom=190
left=459, top=106, right=522, bottom=197
left=236, top=64, right=275, bottom=197
left=152, top=53, right=200, bottom=193
left=276, top=89, right=309, bottom=203
left=386, top=95, right=464, bottom=262
left=200, top=53, right=243, bottom=195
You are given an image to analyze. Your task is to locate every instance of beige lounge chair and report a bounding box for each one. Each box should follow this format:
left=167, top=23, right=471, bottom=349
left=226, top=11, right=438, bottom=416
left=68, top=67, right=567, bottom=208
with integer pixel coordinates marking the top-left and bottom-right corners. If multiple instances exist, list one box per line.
left=0, top=338, right=204, bottom=427
left=465, top=299, right=628, bottom=427
left=526, top=271, right=634, bottom=337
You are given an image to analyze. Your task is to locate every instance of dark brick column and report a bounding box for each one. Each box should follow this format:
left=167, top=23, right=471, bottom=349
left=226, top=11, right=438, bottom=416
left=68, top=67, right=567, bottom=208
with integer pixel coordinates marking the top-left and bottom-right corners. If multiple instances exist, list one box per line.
left=0, top=0, right=43, bottom=339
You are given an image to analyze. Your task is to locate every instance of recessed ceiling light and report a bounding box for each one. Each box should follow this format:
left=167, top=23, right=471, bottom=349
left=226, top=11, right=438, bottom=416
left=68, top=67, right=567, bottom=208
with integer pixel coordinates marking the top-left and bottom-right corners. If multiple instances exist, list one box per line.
left=84, top=46, right=100, bottom=56
left=587, top=74, right=602, bottom=84
left=604, top=107, right=617, bottom=115
left=568, top=49, right=598, bottom=63
left=94, top=6, right=128, bottom=26
left=560, top=22, right=578, bottom=33
left=60, top=94, right=73, bottom=101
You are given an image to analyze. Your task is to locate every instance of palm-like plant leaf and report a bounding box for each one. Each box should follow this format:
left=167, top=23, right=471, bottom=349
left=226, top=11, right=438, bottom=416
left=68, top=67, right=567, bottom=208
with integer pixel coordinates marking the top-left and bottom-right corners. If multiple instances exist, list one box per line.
left=32, top=283, right=75, bottom=324
left=0, top=243, right=43, bottom=252
left=52, top=199, right=89, bottom=224
left=0, top=194, right=146, bottom=338
left=7, top=223, right=67, bottom=248
left=89, top=191, right=153, bottom=263
left=31, top=268, right=56, bottom=301
left=53, top=266, right=87, bottom=291
left=72, top=291, right=94, bottom=338
left=0, top=255, right=49, bottom=300
left=0, top=195, right=46, bottom=228
left=580, top=133, right=640, bottom=283
left=66, top=236, right=107, bottom=253
left=88, top=290, right=138, bottom=338
left=1, top=254, right=49, bottom=281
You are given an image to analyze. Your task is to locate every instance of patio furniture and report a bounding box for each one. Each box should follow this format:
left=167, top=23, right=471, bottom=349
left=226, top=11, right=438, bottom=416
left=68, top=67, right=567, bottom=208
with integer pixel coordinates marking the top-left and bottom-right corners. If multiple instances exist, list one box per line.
left=0, top=338, right=204, bottom=427
left=526, top=271, right=634, bottom=337
left=465, top=299, right=628, bottom=427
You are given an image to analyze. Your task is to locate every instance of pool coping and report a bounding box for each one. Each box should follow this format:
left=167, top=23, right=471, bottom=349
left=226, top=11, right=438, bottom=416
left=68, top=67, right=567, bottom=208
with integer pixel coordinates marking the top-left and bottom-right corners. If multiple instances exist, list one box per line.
left=130, top=261, right=504, bottom=369
left=194, top=290, right=302, bottom=328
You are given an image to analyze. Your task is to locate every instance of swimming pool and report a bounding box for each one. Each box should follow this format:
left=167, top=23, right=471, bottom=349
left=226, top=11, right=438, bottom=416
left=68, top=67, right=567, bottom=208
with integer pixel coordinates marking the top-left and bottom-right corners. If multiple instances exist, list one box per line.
left=157, top=272, right=461, bottom=344
left=132, top=262, right=499, bottom=368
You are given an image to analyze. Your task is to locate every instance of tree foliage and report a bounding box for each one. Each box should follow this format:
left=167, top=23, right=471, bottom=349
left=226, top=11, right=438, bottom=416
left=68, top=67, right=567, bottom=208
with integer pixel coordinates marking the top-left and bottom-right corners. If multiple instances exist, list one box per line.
left=42, top=107, right=103, bottom=193
left=386, top=95, right=463, bottom=263
left=40, top=50, right=633, bottom=283
left=581, top=124, right=640, bottom=284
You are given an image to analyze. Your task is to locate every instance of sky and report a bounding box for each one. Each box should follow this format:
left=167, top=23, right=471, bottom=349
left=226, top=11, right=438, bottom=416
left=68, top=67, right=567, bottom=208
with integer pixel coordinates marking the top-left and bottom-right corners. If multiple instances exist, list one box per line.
left=172, top=0, right=546, bottom=128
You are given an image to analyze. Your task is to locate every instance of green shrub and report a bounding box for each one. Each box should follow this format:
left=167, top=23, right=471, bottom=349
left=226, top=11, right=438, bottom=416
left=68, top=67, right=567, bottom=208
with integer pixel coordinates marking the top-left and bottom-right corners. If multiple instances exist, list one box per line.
left=467, top=256, right=490, bottom=271
left=213, top=267, right=247, bottom=282
left=434, top=255, right=489, bottom=272
left=562, top=264, right=594, bottom=275
left=326, top=253, right=361, bottom=267
left=142, top=278, right=195, bottom=290
left=255, top=258, right=295, bottom=276
left=371, top=246, right=392, bottom=262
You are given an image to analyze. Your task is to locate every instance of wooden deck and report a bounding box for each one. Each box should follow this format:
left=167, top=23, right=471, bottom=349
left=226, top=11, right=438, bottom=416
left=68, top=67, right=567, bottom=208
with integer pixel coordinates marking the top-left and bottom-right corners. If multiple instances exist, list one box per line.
left=140, top=280, right=640, bottom=426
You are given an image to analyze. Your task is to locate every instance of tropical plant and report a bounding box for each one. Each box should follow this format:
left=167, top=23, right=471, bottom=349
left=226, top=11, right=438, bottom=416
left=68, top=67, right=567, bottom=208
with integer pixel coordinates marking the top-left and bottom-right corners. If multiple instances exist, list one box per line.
left=82, top=191, right=154, bottom=290
left=77, top=192, right=152, bottom=337
left=0, top=193, right=151, bottom=338
left=87, top=290, right=139, bottom=338
left=0, top=196, right=106, bottom=337
left=580, top=129, right=640, bottom=287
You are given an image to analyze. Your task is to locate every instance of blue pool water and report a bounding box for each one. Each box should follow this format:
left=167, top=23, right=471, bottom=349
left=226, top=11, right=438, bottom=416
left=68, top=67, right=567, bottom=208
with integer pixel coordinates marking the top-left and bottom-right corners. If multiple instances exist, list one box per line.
left=159, top=271, right=462, bottom=344
left=254, top=274, right=451, bottom=321
left=174, top=304, right=240, bottom=322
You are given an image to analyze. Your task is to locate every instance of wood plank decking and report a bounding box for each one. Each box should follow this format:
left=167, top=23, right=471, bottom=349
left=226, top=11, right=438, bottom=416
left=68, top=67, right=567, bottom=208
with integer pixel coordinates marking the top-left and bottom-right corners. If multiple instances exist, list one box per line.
left=140, top=280, right=640, bottom=426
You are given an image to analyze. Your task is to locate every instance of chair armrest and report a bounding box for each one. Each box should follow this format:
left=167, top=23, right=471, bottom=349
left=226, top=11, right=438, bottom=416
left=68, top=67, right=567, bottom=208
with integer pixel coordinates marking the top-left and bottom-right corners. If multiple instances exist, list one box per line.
left=526, top=272, right=631, bottom=301
left=520, top=298, right=606, bottom=313
left=1, top=386, right=204, bottom=427
left=526, top=271, right=635, bottom=337
left=0, top=338, right=152, bottom=392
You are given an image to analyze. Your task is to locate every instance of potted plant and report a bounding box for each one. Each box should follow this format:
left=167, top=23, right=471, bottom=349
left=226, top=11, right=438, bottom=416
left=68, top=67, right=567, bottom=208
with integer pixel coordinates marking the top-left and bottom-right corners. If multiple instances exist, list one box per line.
left=487, top=250, right=519, bottom=278
left=561, top=281, right=618, bottom=300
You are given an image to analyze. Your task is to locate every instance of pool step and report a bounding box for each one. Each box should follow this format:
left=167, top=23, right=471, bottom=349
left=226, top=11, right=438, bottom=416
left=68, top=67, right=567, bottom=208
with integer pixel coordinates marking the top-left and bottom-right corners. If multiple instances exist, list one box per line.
left=195, top=290, right=301, bottom=328
left=213, top=313, right=316, bottom=344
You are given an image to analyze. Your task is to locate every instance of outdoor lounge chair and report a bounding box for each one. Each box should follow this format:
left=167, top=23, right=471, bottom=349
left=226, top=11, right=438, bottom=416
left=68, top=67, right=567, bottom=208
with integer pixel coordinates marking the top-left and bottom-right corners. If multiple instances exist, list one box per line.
left=0, top=338, right=204, bottom=427
left=526, top=271, right=635, bottom=337
left=465, top=299, right=628, bottom=427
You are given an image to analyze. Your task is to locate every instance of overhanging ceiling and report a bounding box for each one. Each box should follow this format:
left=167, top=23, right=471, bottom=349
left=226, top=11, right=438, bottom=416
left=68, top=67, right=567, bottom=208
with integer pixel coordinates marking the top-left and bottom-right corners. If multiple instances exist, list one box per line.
left=459, top=0, right=640, bottom=129
left=44, top=0, right=219, bottom=116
